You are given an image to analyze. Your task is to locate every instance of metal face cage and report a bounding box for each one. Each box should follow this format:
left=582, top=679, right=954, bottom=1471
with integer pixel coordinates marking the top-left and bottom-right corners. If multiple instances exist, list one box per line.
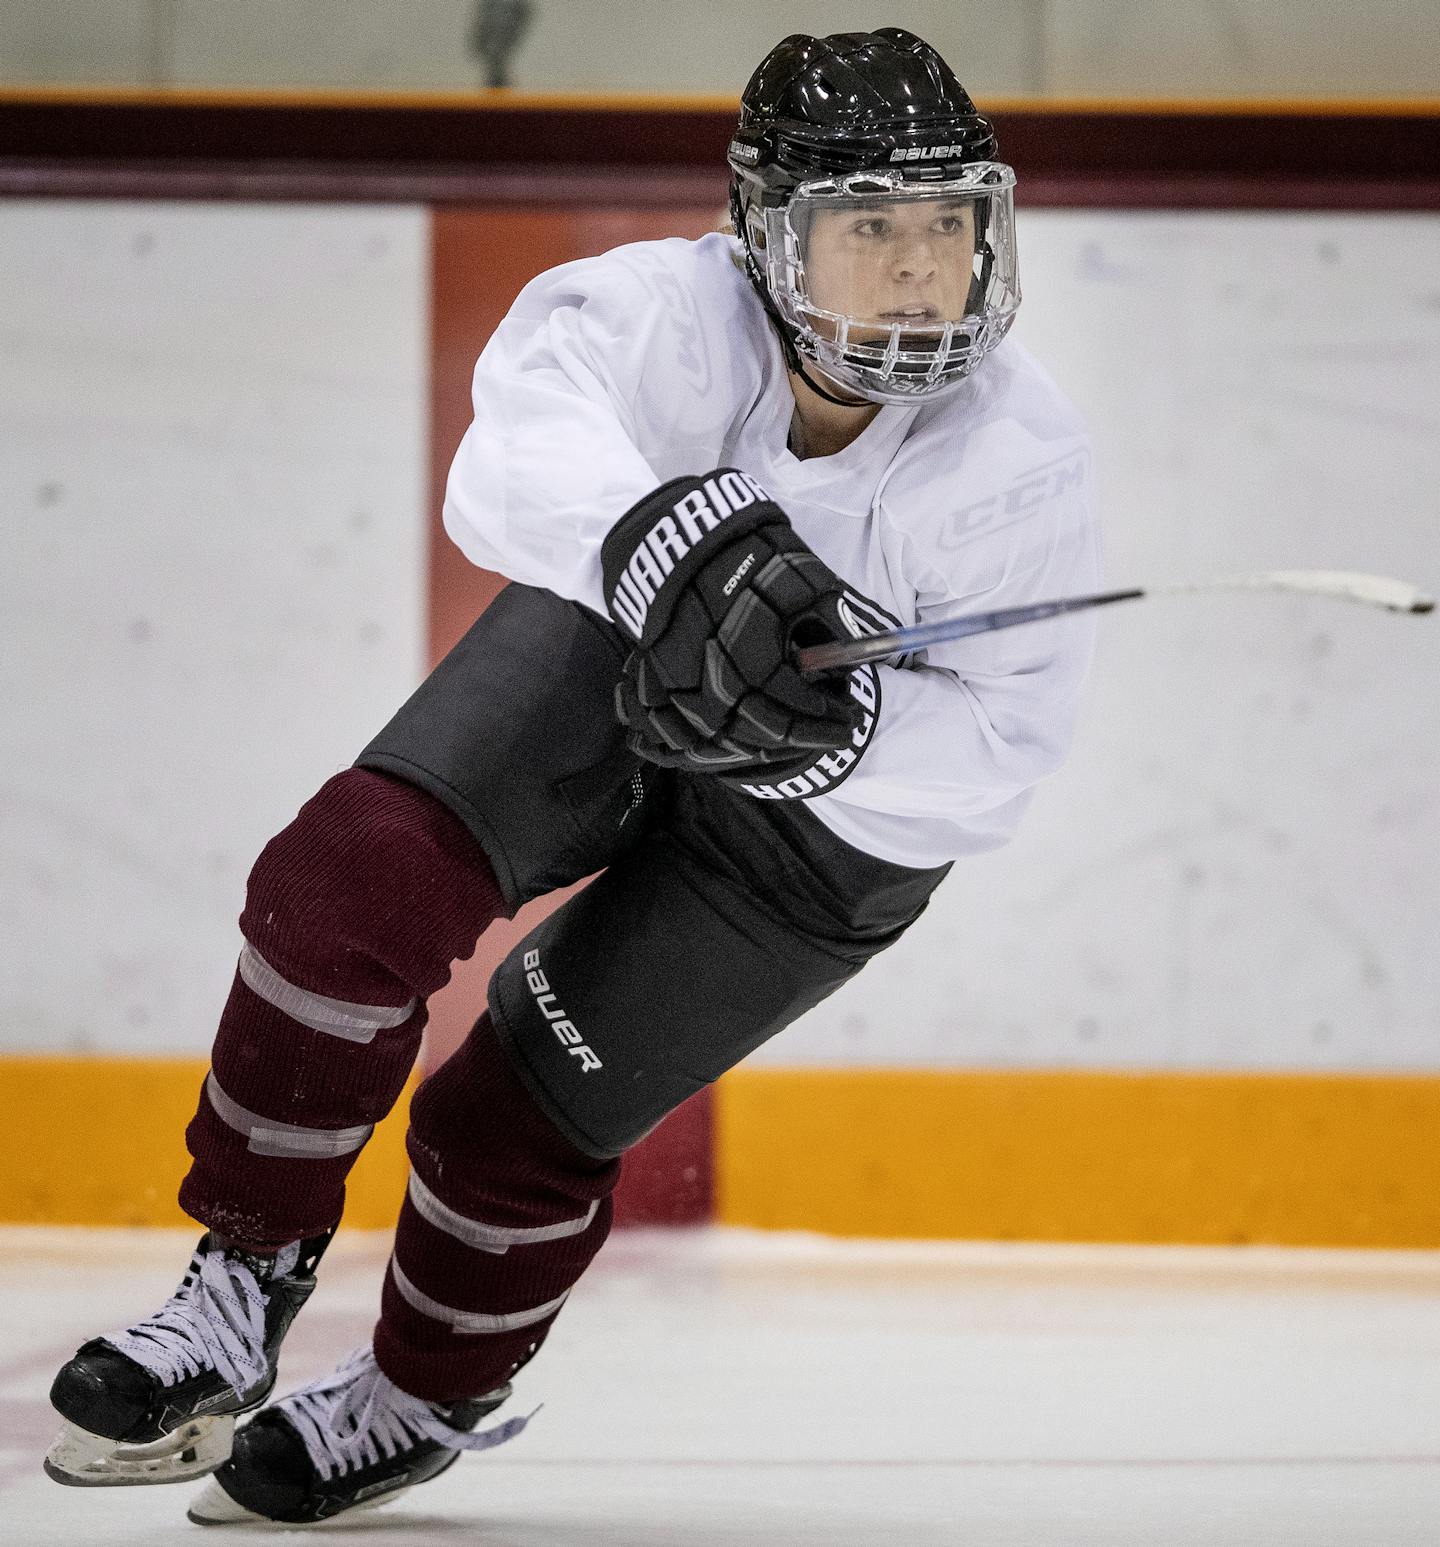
left=759, top=164, right=1020, bottom=404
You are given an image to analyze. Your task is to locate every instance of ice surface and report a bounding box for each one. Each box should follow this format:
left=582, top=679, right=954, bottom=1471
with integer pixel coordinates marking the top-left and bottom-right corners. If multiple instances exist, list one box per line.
left=2, top=1226, right=1438, bottom=1545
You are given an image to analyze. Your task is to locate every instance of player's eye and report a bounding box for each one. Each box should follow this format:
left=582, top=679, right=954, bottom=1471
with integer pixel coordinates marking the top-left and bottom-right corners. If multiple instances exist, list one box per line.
left=851, top=217, right=890, bottom=238
left=934, top=214, right=968, bottom=235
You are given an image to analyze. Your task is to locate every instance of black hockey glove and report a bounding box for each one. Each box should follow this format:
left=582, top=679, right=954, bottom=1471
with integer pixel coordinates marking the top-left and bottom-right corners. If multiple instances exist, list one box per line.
left=601, top=469, right=865, bottom=776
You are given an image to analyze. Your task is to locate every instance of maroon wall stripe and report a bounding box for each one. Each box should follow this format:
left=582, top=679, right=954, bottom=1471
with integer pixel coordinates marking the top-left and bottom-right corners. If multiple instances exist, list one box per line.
left=3, top=99, right=1439, bottom=209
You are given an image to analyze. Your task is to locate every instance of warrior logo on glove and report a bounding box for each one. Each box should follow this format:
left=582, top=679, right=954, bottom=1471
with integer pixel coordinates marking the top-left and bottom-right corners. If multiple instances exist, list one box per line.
left=602, top=470, right=887, bottom=796
left=608, top=470, right=771, bottom=638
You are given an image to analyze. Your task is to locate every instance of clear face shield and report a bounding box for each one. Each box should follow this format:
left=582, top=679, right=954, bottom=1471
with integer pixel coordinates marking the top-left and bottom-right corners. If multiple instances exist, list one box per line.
left=761, top=164, right=1020, bottom=404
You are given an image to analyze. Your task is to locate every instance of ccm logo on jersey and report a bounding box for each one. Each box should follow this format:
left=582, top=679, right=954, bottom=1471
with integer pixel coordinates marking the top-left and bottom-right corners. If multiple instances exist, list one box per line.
left=890, top=145, right=965, bottom=162
left=523, top=949, right=602, bottom=1072
left=611, top=470, right=770, bottom=638
left=937, top=446, right=1090, bottom=550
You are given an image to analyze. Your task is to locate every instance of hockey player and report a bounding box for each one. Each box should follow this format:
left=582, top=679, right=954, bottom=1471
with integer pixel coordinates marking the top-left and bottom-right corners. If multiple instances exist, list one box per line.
left=44, top=28, right=1099, bottom=1526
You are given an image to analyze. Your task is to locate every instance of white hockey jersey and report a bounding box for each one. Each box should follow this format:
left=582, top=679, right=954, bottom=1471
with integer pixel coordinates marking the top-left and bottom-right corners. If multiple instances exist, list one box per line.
left=444, top=232, right=1100, bottom=870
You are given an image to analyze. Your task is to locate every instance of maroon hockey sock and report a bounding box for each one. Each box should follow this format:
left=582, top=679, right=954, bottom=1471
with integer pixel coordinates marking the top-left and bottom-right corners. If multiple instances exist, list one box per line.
left=372, top=1014, right=620, bottom=1403
left=179, top=769, right=509, bottom=1251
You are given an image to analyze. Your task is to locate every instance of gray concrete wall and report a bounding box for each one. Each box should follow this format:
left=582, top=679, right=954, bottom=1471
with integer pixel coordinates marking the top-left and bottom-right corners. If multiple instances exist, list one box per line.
left=2, top=0, right=1437, bottom=98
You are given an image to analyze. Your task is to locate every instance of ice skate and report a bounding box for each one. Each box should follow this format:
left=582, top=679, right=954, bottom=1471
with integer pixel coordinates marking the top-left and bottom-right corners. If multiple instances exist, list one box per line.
left=44, top=1229, right=331, bottom=1487
left=187, top=1345, right=528, bottom=1526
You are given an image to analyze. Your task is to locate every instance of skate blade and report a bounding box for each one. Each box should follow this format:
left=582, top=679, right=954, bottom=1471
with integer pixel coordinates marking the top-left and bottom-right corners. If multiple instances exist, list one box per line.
left=187, top=1476, right=410, bottom=1527
left=44, top=1414, right=235, bottom=1487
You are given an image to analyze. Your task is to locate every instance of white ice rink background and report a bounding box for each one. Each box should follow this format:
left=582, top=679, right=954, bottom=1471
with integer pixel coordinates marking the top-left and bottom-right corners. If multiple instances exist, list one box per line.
left=1, top=1227, right=1438, bottom=1545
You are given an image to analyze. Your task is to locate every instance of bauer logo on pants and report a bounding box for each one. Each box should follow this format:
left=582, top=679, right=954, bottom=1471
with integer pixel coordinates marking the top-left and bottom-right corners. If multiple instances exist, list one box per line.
left=523, top=948, right=602, bottom=1072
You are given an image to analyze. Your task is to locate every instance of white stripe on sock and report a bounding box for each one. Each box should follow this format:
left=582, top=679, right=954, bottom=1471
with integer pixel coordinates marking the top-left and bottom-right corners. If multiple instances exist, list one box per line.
left=204, top=1071, right=373, bottom=1159
left=406, top=1171, right=599, bottom=1255
left=390, top=1257, right=569, bottom=1335
left=238, top=942, right=415, bottom=1044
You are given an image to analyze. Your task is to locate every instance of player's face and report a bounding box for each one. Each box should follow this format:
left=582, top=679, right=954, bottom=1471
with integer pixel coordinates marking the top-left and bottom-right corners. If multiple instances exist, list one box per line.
left=801, top=197, right=978, bottom=338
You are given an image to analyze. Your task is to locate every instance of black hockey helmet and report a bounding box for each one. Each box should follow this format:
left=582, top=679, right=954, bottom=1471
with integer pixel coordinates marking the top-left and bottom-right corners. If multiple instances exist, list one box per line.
left=728, top=30, right=1019, bottom=405
left=728, top=28, right=998, bottom=187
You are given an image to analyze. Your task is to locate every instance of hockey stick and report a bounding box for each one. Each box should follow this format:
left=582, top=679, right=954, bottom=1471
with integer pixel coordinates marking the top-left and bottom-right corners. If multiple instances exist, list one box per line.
left=795, top=570, right=1435, bottom=675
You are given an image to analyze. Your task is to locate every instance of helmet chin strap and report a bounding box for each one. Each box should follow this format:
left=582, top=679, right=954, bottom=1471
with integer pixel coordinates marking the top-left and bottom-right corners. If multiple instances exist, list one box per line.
left=789, top=349, right=877, bottom=410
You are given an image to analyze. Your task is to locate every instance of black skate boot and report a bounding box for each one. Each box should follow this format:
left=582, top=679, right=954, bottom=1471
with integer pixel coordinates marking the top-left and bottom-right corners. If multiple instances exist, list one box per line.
left=44, top=1229, right=332, bottom=1487
left=187, top=1346, right=530, bottom=1525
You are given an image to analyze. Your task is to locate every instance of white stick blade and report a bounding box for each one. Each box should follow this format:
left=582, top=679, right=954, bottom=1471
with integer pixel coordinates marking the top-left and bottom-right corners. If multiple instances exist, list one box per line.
left=1174, top=570, right=1435, bottom=614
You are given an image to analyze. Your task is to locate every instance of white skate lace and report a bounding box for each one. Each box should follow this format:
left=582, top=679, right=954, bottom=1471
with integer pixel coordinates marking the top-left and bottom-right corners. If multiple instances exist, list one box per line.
left=277, top=1346, right=532, bottom=1481
left=101, top=1240, right=297, bottom=1396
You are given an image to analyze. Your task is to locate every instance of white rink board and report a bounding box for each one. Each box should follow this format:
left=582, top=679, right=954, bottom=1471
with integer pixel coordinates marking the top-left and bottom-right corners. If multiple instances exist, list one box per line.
left=1, top=204, right=1437, bottom=1070
left=771, top=210, right=1440, bottom=1072
left=0, top=202, right=428, bottom=1055
left=2, top=1227, right=1438, bottom=1546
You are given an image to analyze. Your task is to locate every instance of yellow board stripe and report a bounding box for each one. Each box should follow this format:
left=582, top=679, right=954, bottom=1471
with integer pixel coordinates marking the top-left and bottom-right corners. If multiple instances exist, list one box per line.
left=715, top=1068, right=1440, bottom=1249
left=0, top=1057, right=412, bottom=1229
left=9, top=1059, right=1440, bottom=1247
